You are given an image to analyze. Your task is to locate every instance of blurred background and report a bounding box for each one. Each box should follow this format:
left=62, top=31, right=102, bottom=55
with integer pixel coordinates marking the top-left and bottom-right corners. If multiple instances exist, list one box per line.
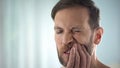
left=0, top=0, right=120, bottom=68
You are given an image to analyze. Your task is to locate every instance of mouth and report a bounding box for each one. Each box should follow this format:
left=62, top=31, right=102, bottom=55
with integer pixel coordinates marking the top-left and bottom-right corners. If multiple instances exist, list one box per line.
left=63, top=43, right=74, bottom=55
left=64, top=48, right=71, bottom=55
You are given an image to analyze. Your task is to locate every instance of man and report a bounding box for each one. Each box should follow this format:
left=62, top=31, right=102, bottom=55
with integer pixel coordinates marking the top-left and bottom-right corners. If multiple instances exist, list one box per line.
left=51, top=0, right=110, bottom=68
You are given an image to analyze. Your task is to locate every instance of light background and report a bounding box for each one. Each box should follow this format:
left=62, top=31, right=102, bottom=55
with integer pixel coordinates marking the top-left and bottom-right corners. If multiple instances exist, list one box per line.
left=0, top=0, right=120, bottom=68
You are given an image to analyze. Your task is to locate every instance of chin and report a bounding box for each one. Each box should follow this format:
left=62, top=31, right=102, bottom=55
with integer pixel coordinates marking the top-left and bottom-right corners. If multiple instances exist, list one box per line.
left=58, top=54, right=69, bottom=66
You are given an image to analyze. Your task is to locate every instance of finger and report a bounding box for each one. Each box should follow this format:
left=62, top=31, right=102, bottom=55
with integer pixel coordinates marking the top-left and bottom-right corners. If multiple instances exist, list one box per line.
left=66, top=47, right=75, bottom=68
left=82, top=45, right=91, bottom=68
left=74, top=45, right=80, bottom=68
left=77, top=44, right=86, bottom=68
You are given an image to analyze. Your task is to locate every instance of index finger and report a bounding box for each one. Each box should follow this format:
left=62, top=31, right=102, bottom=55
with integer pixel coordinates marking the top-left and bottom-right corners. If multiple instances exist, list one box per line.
left=66, top=47, right=75, bottom=68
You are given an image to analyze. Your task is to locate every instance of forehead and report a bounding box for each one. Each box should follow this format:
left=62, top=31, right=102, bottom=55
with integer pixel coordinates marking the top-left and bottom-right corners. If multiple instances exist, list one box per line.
left=54, top=6, right=89, bottom=29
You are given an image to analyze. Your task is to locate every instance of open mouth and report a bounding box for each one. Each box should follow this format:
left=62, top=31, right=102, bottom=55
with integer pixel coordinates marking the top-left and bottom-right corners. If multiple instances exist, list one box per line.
left=63, top=44, right=73, bottom=55
left=64, top=49, right=71, bottom=54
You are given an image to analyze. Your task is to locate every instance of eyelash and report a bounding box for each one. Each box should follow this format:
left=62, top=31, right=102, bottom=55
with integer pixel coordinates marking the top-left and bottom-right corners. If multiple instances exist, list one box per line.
left=55, top=30, right=81, bottom=34
left=72, top=30, right=81, bottom=33
left=56, top=30, right=63, bottom=34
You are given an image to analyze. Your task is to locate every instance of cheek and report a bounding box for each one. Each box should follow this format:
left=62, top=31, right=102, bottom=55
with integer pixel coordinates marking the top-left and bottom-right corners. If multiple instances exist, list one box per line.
left=73, top=33, right=90, bottom=44
left=55, top=35, right=62, bottom=49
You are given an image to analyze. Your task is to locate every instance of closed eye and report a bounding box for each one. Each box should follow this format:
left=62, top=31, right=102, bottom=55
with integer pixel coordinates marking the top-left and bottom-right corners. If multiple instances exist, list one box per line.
left=72, top=29, right=81, bottom=33
left=55, top=29, right=63, bottom=34
left=54, top=26, right=63, bottom=34
left=74, top=30, right=81, bottom=32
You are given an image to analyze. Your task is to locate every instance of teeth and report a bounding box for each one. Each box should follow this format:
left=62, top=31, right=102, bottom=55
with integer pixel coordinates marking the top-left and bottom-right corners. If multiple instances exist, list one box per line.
left=66, top=50, right=70, bottom=54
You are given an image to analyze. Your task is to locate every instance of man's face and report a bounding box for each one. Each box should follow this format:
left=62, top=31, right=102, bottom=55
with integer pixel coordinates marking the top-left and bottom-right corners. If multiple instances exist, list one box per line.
left=54, top=6, right=95, bottom=66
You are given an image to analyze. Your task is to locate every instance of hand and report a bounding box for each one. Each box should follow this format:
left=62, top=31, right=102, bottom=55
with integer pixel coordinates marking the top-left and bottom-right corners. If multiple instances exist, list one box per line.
left=66, top=44, right=91, bottom=68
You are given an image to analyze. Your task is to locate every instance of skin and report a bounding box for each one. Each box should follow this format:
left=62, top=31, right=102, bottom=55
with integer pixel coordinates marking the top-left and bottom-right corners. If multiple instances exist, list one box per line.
left=54, top=6, right=109, bottom=68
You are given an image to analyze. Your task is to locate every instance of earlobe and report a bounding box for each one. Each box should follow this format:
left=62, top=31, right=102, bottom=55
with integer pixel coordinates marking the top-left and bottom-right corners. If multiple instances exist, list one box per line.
left=94, top=27, right=103, bottom=45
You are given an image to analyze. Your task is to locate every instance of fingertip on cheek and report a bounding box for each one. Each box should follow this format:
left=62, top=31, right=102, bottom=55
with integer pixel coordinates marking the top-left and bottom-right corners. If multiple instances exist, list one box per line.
left=73, top=43, right=77, bottom=48
left=72, top=47, right=75, bottom=53
left=72, top=46, right=75, bottom=50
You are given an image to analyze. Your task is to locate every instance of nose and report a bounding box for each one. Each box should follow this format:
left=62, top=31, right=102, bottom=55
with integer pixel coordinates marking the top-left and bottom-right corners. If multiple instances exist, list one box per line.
left=62, top=33, right=73, bottom=46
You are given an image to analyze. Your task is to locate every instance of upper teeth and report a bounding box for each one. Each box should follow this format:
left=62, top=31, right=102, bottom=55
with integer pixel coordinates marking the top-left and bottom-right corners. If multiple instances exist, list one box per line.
left=66, top=50, right=70, bottom=53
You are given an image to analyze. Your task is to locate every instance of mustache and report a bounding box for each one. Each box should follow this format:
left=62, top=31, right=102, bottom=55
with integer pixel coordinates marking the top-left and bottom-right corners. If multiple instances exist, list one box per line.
left=60, top=36, right=93, bottom=55
left=61, top=42, right=74, bottom=53
left=62, top=37, right=77, bottom=52
left=61, top=41, right=92, bottom=55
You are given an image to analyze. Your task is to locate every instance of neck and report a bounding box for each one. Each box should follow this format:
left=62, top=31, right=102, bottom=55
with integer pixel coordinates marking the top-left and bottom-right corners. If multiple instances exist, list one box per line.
left=90, top=48, right=97, bottom=68
left=90, top=48, right=110, bottom=68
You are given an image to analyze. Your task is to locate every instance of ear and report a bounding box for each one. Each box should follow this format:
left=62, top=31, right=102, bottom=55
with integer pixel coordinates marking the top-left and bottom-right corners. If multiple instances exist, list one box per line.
left=94, top=27, right=103, bottom=45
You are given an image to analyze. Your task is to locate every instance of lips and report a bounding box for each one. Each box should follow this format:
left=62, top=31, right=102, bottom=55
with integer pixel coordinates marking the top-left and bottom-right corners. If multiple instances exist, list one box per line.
left=63, top=44, right=74, bottom=55
left=64, top=49, right=71, bottom=54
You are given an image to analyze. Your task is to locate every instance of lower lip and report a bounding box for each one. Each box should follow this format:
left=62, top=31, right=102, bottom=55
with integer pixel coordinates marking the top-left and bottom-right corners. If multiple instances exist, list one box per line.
left=64, top=52, right=70, bottom=56
left=62, top=53, right=69, bottom=61
left=65, top=52, right=70, bottom=54
left=64, top=50, right=71, bottom=56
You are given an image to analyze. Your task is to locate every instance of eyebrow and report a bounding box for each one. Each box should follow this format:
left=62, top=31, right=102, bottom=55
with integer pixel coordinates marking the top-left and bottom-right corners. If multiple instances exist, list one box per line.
left=54, top=26, right=62, bottom=30
left=72, top=26, right=83, bottom=30
left=54, top=26, right=84, bottom=30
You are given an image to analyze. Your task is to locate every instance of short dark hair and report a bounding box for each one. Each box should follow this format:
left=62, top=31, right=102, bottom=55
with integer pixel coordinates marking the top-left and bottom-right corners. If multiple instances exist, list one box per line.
left=51, top=0, right=100, bottom=30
